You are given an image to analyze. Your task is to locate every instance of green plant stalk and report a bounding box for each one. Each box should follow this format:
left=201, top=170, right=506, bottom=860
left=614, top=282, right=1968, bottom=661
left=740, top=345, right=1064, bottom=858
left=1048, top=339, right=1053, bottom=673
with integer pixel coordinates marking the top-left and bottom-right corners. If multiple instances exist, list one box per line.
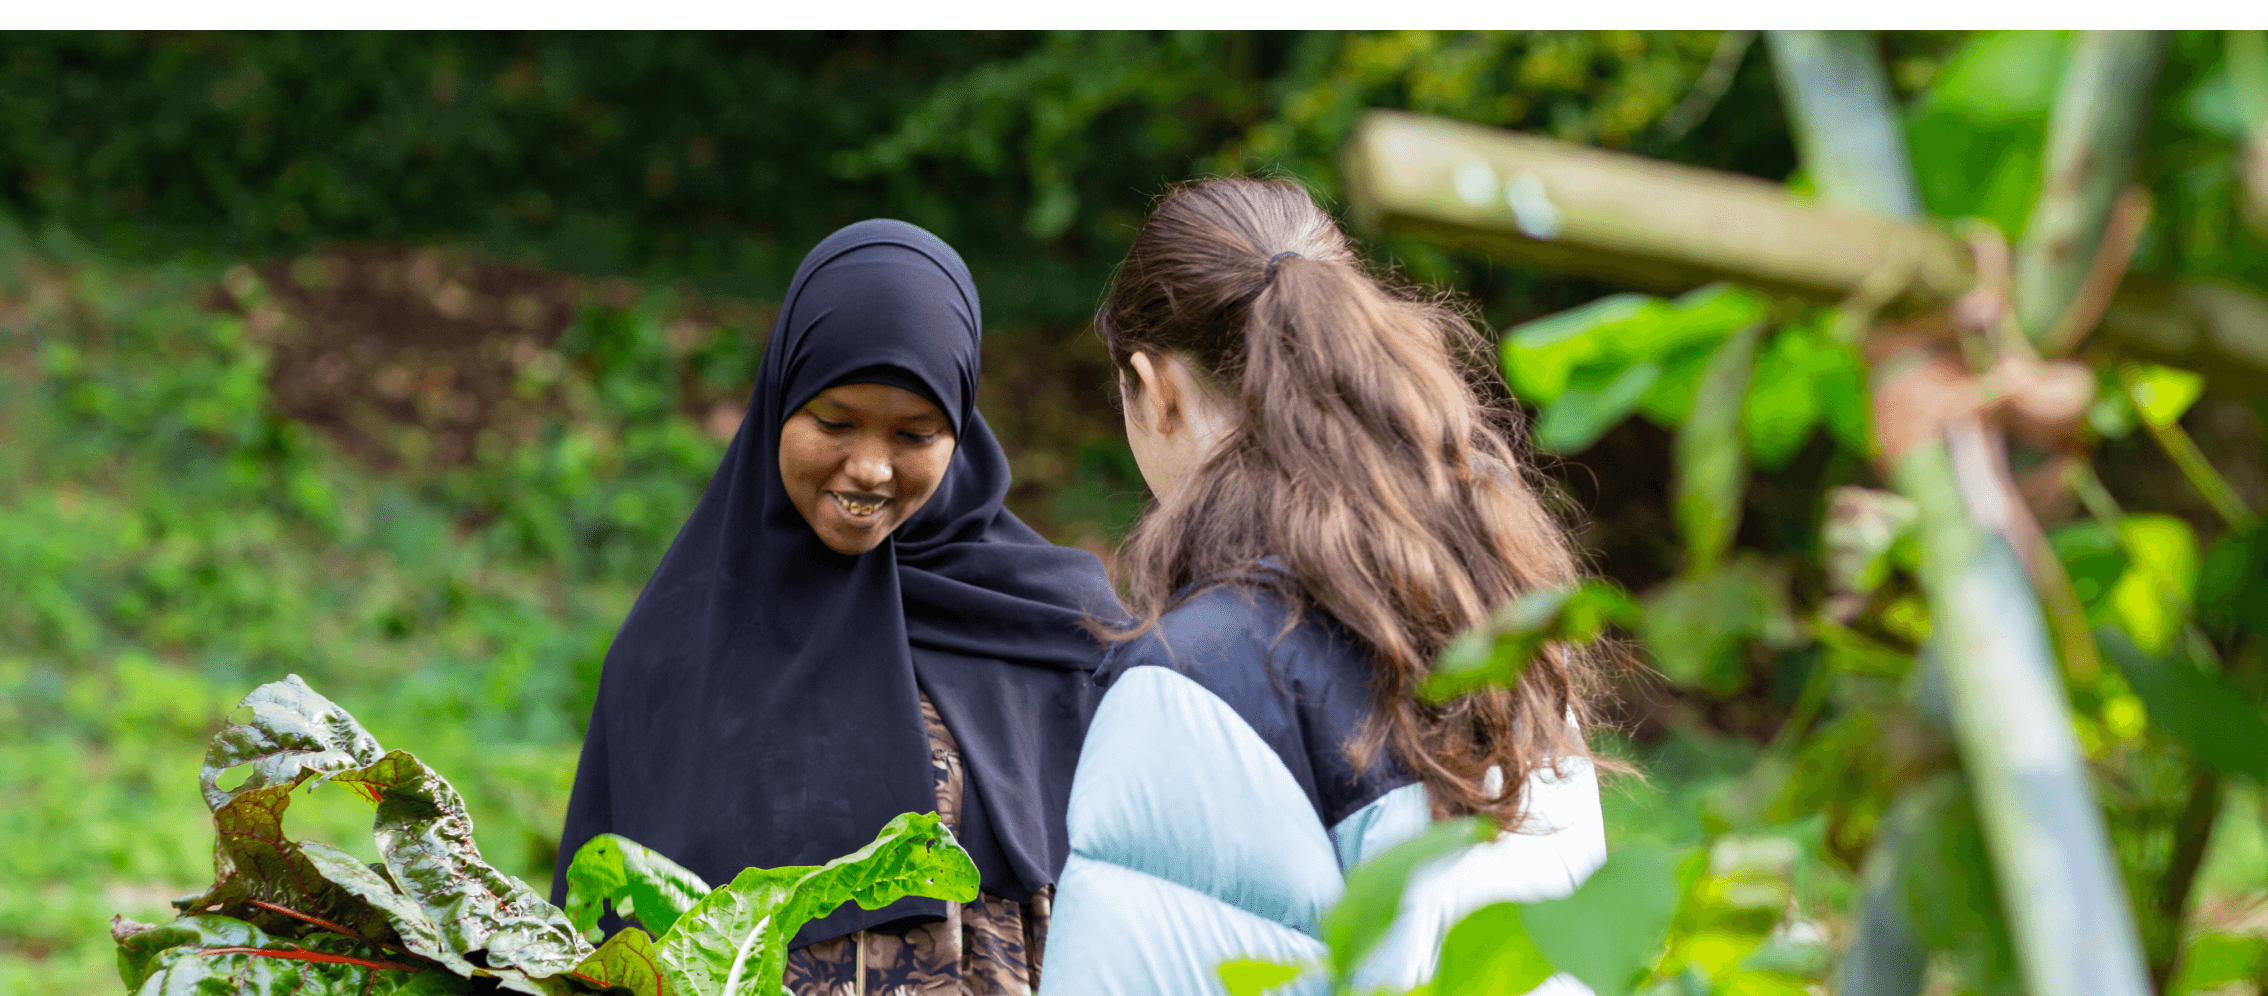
left=1763, top=31, right=1925, bottom=222
left=1836, top=776, right=1959, bottom=996
left=2015, top=31, right=2169, bottom=353
left=1774, top=32, right=2142, bottom=996
left=1893, top=443, right=2154, bottom=996
left=2119, top=373, right=2256, bottom=528
left=2149, top=766, right=2224, bottom=993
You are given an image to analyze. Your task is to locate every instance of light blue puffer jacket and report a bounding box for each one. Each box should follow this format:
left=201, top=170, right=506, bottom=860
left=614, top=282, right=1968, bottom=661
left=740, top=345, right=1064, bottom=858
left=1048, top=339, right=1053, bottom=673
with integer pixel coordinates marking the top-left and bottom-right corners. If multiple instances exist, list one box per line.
left=1042, top=583, right=1605, bottom=996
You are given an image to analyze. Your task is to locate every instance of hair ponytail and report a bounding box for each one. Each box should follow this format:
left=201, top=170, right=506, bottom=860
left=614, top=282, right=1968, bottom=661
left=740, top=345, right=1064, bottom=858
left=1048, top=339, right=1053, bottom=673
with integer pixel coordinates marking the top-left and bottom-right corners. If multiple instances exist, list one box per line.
left=1099, top=177, right=1606, bottom=827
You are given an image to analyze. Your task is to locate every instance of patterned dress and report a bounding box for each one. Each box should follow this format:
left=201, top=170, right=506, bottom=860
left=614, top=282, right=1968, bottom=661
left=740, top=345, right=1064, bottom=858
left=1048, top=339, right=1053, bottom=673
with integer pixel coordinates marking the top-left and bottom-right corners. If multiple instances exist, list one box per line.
left=783, top=696, right=1050, bottom=996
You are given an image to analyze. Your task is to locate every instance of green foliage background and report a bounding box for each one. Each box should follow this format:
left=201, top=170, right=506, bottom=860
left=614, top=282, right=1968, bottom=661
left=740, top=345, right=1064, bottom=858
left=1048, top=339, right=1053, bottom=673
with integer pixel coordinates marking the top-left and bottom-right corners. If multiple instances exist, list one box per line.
left=4, top=30, right=2266, bottom=996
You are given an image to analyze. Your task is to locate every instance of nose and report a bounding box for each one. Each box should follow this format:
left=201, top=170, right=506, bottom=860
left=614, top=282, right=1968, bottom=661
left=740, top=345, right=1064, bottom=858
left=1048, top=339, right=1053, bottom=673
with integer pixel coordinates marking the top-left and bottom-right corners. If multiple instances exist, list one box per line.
left=841, top=439, right=893, bottom=492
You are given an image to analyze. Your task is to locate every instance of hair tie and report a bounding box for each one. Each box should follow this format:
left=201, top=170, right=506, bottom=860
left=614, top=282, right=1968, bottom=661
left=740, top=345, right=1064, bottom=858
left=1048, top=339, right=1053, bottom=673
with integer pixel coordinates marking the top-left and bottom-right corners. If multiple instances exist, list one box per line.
left=1264, top=250, right=1301, bottom=283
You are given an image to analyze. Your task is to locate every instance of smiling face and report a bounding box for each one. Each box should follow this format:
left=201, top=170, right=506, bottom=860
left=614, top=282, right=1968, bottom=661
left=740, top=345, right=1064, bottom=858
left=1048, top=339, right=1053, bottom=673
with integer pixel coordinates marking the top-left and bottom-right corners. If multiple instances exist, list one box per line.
left=778, top=383, right=958, bottom=556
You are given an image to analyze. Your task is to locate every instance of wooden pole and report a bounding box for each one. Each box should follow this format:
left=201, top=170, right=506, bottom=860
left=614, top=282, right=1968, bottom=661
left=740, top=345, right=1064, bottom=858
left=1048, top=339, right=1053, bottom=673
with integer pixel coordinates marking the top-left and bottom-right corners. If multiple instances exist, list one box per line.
left=2017, top=32, right=2170, bottom=353
left=1343, top=109, right=2268, bottom=394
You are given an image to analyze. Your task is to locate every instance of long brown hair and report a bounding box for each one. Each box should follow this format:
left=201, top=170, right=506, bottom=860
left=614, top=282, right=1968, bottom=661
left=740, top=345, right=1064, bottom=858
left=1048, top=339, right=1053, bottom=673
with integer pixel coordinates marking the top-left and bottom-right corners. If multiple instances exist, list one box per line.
left=1097, top=176, right=1604, bottom=828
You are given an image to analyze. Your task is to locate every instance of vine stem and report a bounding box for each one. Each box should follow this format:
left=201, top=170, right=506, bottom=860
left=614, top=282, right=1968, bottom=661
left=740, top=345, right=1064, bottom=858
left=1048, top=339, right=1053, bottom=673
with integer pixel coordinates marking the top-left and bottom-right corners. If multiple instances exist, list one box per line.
left=2117, top=366, right=2257, bottom=528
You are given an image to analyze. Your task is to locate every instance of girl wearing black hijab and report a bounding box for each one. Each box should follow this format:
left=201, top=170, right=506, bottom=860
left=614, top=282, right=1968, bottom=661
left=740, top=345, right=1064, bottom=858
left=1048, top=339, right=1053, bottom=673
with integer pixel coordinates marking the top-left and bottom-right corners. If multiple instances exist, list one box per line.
left=553, top=219, right=1123, bottom=996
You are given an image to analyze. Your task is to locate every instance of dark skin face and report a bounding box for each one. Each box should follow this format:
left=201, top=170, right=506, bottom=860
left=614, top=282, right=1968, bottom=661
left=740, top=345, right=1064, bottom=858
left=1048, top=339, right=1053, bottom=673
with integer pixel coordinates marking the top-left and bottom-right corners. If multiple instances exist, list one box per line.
left=778, top=383, right=958, bottom=555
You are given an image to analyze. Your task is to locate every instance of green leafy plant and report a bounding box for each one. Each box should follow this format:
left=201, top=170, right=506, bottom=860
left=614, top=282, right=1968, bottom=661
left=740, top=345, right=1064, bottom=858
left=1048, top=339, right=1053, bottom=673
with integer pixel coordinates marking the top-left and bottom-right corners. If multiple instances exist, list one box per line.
left=111, top=676, right=977, bottom=996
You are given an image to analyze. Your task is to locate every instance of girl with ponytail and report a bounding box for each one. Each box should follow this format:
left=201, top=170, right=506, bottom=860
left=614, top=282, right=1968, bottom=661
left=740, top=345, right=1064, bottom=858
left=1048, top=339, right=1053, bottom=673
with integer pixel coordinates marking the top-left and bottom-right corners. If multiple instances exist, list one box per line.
left=1040, top=178, right=1607, bottom=996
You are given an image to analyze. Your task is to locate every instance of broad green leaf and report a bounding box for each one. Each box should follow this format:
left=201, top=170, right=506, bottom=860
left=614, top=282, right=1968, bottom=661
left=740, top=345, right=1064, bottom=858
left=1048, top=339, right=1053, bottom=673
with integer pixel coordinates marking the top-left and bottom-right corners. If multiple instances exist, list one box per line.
left=1674, top=323, right=1762, bottom=573
left=1635, top=345, right=1716, bottom=429
left=1741, top=331, right=1822, bottom=471
left=1502, top=294, right=1663, bottom=404
left=2107, top=515, right=2199, bottom=655
left=2196, top=523, right=2268, bottom=637
left=329, top=751, right=593, bottom=980
left=572, top=925, right=678, bottom=996
left=1922, top=31, right=2070, bottom=126
left=1518, top=844, right=1683, bottom=996
left=2122, top=363, right=2205, bottom=428
left=1424, top=581, right=1639, bottom=701
left=1321, top=817, right=1495, bottom=980
left=1216, top=958, right=1305, bottom=996
left=566, top=833, right=714, bottom=938
left=1433, top=903, right=1554, bottom=996
left=2099, top=627, right=2268, bottom=781
left=653, top=811, right=979, bottom=996
left=2048, top=521, right=2130, bottom=617
left=1640, top=558, right=1796, bottom=697
left=1534, top=361, right=1662, bottom=454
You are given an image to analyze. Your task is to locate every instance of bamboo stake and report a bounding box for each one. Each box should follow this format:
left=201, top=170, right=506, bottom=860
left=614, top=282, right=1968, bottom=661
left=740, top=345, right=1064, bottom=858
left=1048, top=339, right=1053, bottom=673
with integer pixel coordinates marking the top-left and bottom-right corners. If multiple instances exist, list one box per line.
left=2018, top=32, right=2169, bottom=353
left=1343, top=110, right=2268, bottom=394
left=1764, top=32, right=1925, bottom=222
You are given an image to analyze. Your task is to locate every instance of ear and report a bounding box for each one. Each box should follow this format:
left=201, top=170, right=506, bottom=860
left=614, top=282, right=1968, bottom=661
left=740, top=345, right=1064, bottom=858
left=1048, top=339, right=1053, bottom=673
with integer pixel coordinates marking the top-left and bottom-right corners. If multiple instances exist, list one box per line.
left=1126, top=351, right=1181, bottom=436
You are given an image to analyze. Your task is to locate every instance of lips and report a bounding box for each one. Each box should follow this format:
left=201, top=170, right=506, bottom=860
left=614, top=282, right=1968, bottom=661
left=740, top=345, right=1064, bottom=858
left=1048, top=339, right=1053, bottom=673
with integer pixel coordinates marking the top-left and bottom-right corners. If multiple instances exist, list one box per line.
left=827, top=491, right=892, bottom=521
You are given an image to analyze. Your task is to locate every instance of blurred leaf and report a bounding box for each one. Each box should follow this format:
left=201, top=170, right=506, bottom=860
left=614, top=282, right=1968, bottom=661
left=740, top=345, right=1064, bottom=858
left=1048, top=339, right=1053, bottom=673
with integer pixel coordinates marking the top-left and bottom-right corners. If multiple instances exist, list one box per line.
left=1519, top=843, right=1684, bottom=996
left=1535, top=361, right=1663, bottom=454
left=1216, top=958, right=1306, bottom=996
left=1641, top=557, right=1797, bottom=697
left=1823, top=487, right=1920, bottom=597
left=1675, top=323, right=1763, bottom=573
left=2170, top=932, right=2268, bottom=993
left=1433, top=903, right=1554, bottom=996
left=1922, top=31, right=2070, bottom=127
left=2196, top=523, right=2268, bottom=636
left=2122, top=363, right=2205, bottom=428
left=2048, top=521, right=2131, bottom=618
left=571, top=927, right=676, bottom=996
left=1504, top=294, right=1664, bottom=404
left=1425, top=580, right=1640, bottom=700
left=1321, top=817, right=1495, bottom=980
left=565, top=833, right=714, bottom=939
left=1899, top=789, right=2023, bottom=996
left=2108, top=514, right=2200, bottom=655
left=2098, top=627, right=2268, bottom=781
left=1741, top=330, right=1824, bottom=471
left=652, top=811, right=979, bottom=996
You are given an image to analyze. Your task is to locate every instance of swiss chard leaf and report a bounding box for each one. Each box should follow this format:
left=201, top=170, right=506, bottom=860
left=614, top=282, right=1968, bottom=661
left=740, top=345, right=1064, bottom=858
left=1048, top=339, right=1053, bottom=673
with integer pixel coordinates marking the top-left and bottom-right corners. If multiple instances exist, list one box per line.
left=573, top=926, right=678, bottom=996
left=652, top=811, right=980, bottom=996
left=566, top=833, right=714, bottom=939
left=115, top=914, right=420, bottom=996
left=298, top=840, right=483, bottom=979
left=187, top=675, right=405, bottom=940
left=329, top=751, right=593, bottom=981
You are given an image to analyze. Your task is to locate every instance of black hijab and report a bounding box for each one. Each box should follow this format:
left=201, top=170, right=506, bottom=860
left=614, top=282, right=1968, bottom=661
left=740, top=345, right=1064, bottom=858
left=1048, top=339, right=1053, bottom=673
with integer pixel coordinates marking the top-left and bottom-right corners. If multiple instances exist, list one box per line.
left=552, top=220, right=1123, bottom=947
